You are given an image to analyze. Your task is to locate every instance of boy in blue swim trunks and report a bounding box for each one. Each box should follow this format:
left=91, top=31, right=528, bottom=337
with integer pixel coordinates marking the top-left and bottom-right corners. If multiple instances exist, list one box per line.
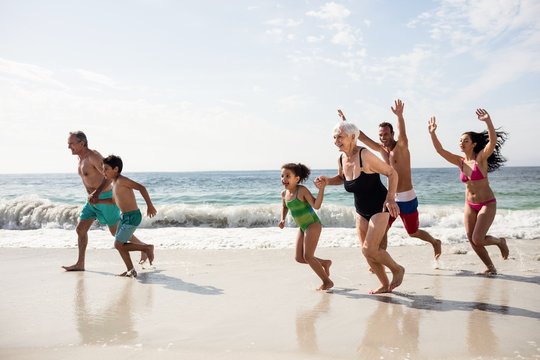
left=101, top=155, right=156, bottom=277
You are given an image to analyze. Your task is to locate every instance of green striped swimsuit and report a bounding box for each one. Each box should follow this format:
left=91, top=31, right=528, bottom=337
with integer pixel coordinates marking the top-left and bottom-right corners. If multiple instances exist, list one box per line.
left=286, top=194, right=321, bottom=231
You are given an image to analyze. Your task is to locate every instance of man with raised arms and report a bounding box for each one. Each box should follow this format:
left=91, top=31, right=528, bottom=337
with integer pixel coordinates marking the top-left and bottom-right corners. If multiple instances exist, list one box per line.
left=340, top=100, right=441, bottom=260
left=62, top=131, right=147, bottom=271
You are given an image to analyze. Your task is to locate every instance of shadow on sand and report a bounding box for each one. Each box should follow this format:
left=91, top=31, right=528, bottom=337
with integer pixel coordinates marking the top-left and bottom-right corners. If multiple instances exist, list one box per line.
left=135, top=269, right=224, bottom=295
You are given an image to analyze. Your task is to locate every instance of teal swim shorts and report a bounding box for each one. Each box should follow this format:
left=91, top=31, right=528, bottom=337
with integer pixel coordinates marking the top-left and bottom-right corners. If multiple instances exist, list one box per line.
left=80, top=190, right=120, bottom=226
left=115, top=209, right=142, bottom=243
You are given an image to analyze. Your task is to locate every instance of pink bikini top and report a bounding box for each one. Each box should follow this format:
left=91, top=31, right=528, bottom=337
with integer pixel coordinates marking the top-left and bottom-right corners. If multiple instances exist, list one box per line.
left=460, top=158, right=486, bottom=183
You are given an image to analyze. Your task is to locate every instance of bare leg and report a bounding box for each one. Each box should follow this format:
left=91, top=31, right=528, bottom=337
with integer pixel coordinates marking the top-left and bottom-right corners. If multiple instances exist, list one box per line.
left=464, top=203, right=504, bottom=274
left=303, top=223, right=333, bottom=291
left=62, top=218, right=95, bottom=271
left=359, top=213, right=405, bottom=293
left=108, top=224, right=148, bottom=264
left=295, top=226, right=333, bottom=290
left=410, top=229, right=442, bottom=259
left=115, top=241, right=154, bottom=273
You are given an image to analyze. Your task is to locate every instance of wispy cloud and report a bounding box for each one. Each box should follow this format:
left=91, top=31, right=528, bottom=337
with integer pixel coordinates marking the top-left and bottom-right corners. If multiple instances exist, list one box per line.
left=0, top=58, right=67, bottom=88
left=75, top=69, right=125, bottom=90
left=306, top=2, right=350, bottom=21
left=409, top=0, right=540, bottom=54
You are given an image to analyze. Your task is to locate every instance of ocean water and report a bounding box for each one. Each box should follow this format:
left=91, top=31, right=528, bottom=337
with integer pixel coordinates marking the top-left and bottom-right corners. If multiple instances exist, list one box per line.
left=0, top=167, right=539, bottom=249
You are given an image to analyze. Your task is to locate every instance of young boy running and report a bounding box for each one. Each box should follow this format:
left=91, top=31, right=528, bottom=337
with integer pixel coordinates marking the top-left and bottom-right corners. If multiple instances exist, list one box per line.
left=102, top=155, right=156, bottom=277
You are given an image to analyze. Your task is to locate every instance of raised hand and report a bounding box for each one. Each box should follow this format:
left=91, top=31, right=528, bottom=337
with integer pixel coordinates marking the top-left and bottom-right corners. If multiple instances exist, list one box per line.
left=391, top=99, right=404, bottom=117
left=428, top=116, right=437, bottom=133
left=337, top=109, right=347, bottom=121
left=475, top=108, right=491, bottom=122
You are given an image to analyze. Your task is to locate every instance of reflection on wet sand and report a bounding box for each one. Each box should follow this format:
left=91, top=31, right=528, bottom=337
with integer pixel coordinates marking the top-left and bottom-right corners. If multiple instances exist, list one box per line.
left=295, top=293, right=331, bottom=354
left=357, top=297, right=420, bottom=359
left=467, top=278, right=503, bottom=357
left=75, top=275, right=152, bottom=345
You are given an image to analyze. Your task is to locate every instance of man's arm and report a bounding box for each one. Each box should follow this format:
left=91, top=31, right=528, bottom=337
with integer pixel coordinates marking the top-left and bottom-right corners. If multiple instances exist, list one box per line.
left=339, top=108, right=384, bottom=152
left=392, top=99, right=408, bottom=146
left=358, top=131, right=383, bottom=152
left=88, top=151, right=111, bottom=203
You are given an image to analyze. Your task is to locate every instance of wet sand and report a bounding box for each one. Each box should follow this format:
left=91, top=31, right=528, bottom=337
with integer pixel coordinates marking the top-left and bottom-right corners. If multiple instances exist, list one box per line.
left=1, top=239, right=539, bottom=359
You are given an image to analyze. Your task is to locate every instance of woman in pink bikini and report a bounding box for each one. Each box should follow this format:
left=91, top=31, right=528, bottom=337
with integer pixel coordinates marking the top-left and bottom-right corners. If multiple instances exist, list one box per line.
left=428, top=108, right=509, bottom=275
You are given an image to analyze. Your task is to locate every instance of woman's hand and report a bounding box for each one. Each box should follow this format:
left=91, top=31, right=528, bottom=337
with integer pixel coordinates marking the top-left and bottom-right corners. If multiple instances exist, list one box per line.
left=278, top=219, right=285, bottom=229
left=428, top=116, right=437, bottom=133
left=314, top=176, right=328, bottom=188
left=476, top=108, right=491, bottom=122
left=385, top=199, right=400, bottom=218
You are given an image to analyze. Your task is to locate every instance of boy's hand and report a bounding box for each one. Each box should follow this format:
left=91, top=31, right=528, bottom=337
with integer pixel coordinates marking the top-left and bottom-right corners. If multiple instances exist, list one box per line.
left=147, top=204, right=157, bottom=218
left=278, top=220, right=285, bottom=229
left=88, top=191, right=99, bottom=204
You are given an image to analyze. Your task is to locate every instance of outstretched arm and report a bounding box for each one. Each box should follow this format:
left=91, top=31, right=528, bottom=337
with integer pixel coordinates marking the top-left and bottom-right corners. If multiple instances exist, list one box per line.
left=392, top=99, right=408, bottom=146
left=428, top=116, right=461, bottom=167
left=339, top=108, right=384, bottom=152
left=358, top=130, right=383, bottom=152
left=476, top=108, right=496, bottom=160
left=315, top=157, right=345, bottom=187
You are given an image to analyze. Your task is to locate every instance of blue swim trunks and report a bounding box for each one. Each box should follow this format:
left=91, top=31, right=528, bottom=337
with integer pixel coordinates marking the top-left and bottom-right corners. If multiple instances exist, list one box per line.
left=115, top=209, right=142, bottom=243
left=80, top=190, right=120, bottom=226
left=396, top=197, right=419, bottom=214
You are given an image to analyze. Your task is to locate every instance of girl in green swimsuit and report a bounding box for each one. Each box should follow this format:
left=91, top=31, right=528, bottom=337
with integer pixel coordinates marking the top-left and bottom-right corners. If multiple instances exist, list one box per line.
left=279, top=163, right=333, bottom=291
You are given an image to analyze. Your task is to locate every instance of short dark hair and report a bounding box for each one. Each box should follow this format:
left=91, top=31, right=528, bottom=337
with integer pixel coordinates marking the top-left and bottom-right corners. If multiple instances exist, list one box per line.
left=70, top=131, right=88, bottom=147
left=103, top=155, right=123, bottom=173
left=281, top=163, right=311, bottom=183
left=378, top=122, right=394, bottom=133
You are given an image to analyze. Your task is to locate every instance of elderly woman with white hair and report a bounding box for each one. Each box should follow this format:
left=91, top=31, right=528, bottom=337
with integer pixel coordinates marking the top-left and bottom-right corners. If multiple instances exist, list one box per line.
left=316, top=120, right=405, bottom=294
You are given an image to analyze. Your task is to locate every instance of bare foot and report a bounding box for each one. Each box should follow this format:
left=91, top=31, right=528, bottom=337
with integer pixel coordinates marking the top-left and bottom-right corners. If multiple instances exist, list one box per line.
left=118, top=269, right=138, bottom=277
left=483, top=265, right=497, bottom=276
left=126, top=269, right=137, bottom=278
left=389, top=265, right=405, bottom=291
left=369, top=285, right=390, bottom=294
left=498, top=238, right=509, bottom=259
left=318, top=279, right=334, bottom=291
left=433, top=239, right=442, bottom=260
left=322, top=260, right=332, bottom=276
left=146, top=245, right=155, bottom=265
left=62, top=264, right=85, bottom=272
left=139, top=251, right=148, bottom=265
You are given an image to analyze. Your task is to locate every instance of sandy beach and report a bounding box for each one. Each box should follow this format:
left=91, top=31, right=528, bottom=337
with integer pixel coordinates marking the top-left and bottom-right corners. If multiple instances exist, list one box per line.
left=1, top=238, right=539, bottom=359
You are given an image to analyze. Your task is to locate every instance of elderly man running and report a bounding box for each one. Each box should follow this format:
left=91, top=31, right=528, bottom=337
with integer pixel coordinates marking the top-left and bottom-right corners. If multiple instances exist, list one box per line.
left=62, top=131, right=148, bottom=271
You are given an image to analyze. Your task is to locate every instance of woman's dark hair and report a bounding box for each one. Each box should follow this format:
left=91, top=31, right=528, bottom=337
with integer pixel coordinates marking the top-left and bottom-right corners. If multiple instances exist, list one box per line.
left=464, top=129, right=508, bottom=172
left=281, top=163, right=311, bottom=183
left=103, top=154, right=123, bottom=173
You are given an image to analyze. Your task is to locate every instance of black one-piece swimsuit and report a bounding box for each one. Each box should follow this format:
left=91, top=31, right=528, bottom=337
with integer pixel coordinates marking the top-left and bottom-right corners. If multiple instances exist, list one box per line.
left=342, top=148, right=388, bottom=220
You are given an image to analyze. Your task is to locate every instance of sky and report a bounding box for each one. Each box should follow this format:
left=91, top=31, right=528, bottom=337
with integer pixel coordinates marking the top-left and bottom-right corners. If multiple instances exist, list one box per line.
left=1, top=0, right=539, bottom=174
